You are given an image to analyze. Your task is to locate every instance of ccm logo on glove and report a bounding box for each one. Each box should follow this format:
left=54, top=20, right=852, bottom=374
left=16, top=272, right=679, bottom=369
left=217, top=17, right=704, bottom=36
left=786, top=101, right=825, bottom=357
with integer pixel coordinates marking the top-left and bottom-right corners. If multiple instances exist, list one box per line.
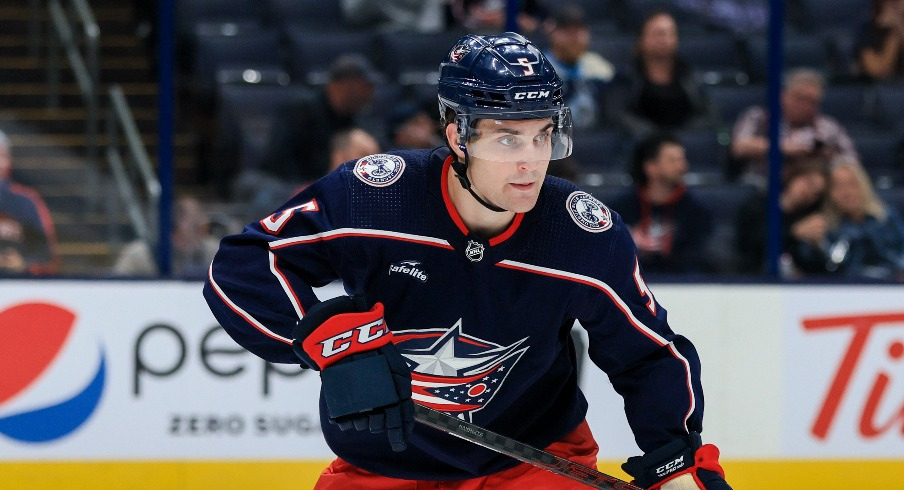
left=656, top=455, right=686, bottom=478
left=314, top=317, right=388, bottom=358
left=300, top=303, right=392, bottom=369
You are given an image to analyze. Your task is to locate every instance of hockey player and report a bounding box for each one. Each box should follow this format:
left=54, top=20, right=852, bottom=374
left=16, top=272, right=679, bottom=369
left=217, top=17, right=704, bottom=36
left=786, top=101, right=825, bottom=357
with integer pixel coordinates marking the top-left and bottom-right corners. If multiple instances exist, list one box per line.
left=204, top=32, right=731, bottom=489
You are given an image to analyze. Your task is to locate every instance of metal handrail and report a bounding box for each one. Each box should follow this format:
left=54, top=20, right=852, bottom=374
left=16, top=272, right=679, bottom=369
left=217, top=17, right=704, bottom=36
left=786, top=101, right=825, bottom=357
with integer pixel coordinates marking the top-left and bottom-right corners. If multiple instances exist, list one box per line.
left=106, top=84, right=161, bottom=250
left=28, top=0, right=41, bottom=58
left=46, top=0, right=100, bottom=176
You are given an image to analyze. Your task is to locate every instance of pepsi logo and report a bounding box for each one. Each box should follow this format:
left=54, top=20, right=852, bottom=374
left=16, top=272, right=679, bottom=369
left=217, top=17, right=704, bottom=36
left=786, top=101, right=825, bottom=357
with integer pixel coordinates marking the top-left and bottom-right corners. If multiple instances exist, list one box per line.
left=0, top=302, right=105, bottom=443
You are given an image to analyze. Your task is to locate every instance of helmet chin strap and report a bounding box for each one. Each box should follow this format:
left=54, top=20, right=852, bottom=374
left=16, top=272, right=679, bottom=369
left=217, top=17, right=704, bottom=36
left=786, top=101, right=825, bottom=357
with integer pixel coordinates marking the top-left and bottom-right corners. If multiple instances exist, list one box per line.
left=452, top=144, right=507, bottom=213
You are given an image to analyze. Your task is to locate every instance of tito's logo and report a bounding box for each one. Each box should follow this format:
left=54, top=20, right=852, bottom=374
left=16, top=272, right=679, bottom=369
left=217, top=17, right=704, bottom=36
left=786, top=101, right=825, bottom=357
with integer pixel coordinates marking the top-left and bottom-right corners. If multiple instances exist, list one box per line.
left=0, top=303, right=105, bottom=443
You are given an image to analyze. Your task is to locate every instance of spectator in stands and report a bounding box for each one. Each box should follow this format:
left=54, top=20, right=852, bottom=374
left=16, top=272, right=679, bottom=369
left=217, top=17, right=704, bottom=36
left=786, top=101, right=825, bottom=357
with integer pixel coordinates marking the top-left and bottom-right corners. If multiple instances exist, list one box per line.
left=449, top=0, right=547, bottom=35
left=112, top=196, right=219, bottom=279
left=259, top=54, right=377, bottom=183
left=542, top=3, right=615, bottom=130
left=340, top=0, right=447, bottom=33
left=234, top=54, right=377, bottom=213
left=606, top=11, right=715, bottom=138
left=673, top=0, right=767, bottom=34
left=329, top=127, right=381, bottom=172
left=610, top=133, right=714, bottom=274
left=730, top=68, right=858, bottom=187
left=0, top=130, right=58, bottom=276
left=734, top=158, right=830, bottom=277
left=385, top=102, right=442, bottom=151
left=854, top=0, right=904, bottom=81
left=821, top=156, right=904, bottom=279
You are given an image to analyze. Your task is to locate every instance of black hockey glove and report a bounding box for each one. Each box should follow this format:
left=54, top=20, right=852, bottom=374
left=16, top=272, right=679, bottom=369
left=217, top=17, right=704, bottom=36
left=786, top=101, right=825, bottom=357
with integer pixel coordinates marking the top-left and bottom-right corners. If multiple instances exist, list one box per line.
left=622, top=432, right=730, bottom=490
left=292, top=296, right=414, bottom=452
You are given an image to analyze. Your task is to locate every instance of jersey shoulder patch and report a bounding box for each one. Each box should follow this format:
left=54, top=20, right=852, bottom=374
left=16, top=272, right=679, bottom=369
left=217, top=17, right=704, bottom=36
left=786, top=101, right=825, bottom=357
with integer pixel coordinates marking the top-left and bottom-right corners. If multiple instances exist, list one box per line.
left=352, top=153, right=406, bottom=187
left=566, top=191, right=612, bottom=233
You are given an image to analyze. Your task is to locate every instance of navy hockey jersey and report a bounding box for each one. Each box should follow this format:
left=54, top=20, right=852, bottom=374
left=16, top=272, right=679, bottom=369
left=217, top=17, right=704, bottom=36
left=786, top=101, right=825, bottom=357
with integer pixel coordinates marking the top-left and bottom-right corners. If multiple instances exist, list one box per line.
left=203, top=148, right=705, bottom=480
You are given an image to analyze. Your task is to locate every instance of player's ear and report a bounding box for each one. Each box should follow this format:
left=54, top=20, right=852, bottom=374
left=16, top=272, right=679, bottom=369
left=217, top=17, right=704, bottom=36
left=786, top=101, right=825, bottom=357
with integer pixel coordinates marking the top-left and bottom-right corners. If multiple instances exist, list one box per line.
left=445, top=123, right=465, bottom=160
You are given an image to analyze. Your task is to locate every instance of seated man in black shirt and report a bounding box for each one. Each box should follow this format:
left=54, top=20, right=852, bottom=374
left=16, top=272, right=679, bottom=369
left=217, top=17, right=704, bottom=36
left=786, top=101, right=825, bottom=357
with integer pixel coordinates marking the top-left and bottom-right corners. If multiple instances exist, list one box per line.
left=611, top=133, right=714, bottom=274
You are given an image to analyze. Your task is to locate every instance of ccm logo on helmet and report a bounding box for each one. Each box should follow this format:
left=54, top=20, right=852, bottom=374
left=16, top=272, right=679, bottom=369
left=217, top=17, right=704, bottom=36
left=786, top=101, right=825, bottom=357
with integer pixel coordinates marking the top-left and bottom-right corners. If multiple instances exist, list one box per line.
left=513, top=90, right=550, bottom=100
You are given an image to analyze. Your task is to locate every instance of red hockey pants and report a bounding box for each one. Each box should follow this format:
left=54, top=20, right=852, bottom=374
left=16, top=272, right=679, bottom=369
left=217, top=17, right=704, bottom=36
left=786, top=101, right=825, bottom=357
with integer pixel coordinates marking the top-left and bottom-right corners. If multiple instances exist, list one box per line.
left=313, top=419, right=601, bottom=489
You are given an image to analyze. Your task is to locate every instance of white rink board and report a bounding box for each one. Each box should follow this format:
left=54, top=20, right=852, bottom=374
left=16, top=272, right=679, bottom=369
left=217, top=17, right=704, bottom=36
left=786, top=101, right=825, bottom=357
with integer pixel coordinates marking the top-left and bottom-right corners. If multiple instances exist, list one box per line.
left=0, top=281, right=901, bottom=461
left=0, top=281, right=328, bottom=460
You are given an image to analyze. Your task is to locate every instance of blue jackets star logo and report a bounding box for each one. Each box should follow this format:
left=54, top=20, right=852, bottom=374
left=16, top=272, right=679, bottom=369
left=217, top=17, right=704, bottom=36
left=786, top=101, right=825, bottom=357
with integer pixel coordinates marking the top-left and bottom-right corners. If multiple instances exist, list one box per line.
left=394, top=320, right=528, bottom=422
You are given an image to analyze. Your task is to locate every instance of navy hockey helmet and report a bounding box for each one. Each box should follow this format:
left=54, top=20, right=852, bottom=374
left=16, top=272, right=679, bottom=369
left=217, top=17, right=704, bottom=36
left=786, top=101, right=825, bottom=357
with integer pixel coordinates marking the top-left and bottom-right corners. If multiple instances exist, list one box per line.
left=438, top=32, right=573, bottom=162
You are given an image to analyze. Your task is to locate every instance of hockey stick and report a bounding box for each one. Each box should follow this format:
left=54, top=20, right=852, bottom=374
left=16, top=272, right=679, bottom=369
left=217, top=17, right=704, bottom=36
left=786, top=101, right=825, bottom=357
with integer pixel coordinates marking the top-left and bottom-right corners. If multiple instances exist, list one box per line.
left=413, top=404, right=641, bottom=489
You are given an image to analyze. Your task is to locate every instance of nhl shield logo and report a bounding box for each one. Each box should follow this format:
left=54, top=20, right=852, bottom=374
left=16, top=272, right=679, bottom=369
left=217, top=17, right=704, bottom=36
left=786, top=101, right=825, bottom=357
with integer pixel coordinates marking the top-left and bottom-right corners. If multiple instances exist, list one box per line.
left=465, top=240, right=484, bottom=262
left=353, top=154, right=406, bottom=187
left=566, top=191, right=612, bottom=233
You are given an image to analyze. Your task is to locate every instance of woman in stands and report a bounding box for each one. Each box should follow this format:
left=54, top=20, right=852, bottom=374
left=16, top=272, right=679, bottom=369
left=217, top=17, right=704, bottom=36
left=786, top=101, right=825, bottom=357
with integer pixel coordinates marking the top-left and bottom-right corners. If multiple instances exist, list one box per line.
left=822, top=156, right=904, bottom=279
left=608, top=11, right=714, bottom=137
left=855, top=0, right=904, bottom=81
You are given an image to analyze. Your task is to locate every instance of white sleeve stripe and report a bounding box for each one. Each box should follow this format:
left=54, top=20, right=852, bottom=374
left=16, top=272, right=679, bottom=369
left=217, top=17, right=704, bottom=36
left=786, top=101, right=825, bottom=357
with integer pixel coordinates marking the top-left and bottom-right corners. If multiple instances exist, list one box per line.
left=497, top=259, right=696, bottom=431
left=207, top=261, right=293, bottom=345
left=269, top=228, right=454, bottom=249
left=668, top=343, right=697, bottom=429
left=497, top=260, right=668, bottom=344
left=268, top=251, right=305, bottom=320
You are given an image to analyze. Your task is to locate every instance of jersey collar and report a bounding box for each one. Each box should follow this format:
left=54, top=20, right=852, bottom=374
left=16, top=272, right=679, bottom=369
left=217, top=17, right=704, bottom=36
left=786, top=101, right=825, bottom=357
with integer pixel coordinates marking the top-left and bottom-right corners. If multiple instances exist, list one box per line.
left=440, top=155, right=524, bottom=246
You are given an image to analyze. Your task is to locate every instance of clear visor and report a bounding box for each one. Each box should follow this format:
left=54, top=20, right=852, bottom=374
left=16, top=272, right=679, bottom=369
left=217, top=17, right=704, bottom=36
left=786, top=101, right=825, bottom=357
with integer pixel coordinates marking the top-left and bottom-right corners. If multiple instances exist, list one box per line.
left=458, top=108, right=573, bottom=163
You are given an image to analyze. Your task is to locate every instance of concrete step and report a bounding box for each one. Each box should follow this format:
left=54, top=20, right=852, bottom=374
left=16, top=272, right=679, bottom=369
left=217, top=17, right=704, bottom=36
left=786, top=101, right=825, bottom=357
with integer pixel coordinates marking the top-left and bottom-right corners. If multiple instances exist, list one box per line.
left=0, top=4, right=136, bottom=35
left=30, top=181, right=94, bottom=209
left=0, top=81, right=159, bottom=107
left=5, top=132, right=195, bottom=152
left=55, top=241, right=115, bottom=276
left=0, top=32, right=146, bottom=57
left=11, top=162, right=90, bottom=187
left=0, top=55, right=152, bottom=83
left=0, top=106, right=158, bottom=134
left=53, top=210, right=133, bottom=243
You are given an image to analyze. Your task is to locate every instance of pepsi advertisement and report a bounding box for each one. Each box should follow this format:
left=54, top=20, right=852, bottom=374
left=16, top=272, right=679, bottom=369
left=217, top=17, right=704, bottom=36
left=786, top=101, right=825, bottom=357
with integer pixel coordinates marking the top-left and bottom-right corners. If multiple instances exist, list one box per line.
left=0, top=280, right=901, bottom=490
left=0, top=281, right=328, bottom=459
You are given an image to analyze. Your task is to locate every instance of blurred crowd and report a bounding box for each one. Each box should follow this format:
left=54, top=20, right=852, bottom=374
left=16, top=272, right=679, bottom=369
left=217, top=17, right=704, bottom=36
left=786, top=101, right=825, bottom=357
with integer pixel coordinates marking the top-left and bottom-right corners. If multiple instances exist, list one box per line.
left=6, top=0, right=904, bottom=281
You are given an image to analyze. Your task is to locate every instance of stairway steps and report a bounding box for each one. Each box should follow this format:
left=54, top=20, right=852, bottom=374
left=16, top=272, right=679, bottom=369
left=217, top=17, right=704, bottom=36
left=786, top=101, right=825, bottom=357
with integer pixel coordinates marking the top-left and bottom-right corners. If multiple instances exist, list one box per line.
left=33, top=191, right=92, bottom=212
left=0, top=56, right=152, bottom=83
left=55, top=241, right=115, bottom=276
left=0, top=4, right=136, bottom=33
left=11, top=153, right=198, bottom=173
left=53, top=207, right=134, bottom=240
left=0, top=38, right=146, bottom=58
left=6, top=132, right=195, bottom=149
left=0, top=81, right=159, bottom=107
left=0, top=107, right=158, bottom=134
left=54, top=221, right=132, bottom=243
left=13, top=165, right=89, bottom=186
left=1, top=0, right=200, bottom=276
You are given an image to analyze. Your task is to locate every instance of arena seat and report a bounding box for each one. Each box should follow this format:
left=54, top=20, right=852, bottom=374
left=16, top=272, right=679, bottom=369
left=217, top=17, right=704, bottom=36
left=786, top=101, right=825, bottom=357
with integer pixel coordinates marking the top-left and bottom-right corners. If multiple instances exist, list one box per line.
left=284, top=28, right=378, bottom=85
left=743, top=34, right=832, bottom=83
left=261, top=0, right=346, bottom=31
left=820, top=84, right=878, bottom=135
left=192, top=31, right=285, bottom=109
left=703, top=84, right=766, bottom=129
left=679, top=33, right=748, bottom=86
left=378, top=30, right=466, bottom=85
